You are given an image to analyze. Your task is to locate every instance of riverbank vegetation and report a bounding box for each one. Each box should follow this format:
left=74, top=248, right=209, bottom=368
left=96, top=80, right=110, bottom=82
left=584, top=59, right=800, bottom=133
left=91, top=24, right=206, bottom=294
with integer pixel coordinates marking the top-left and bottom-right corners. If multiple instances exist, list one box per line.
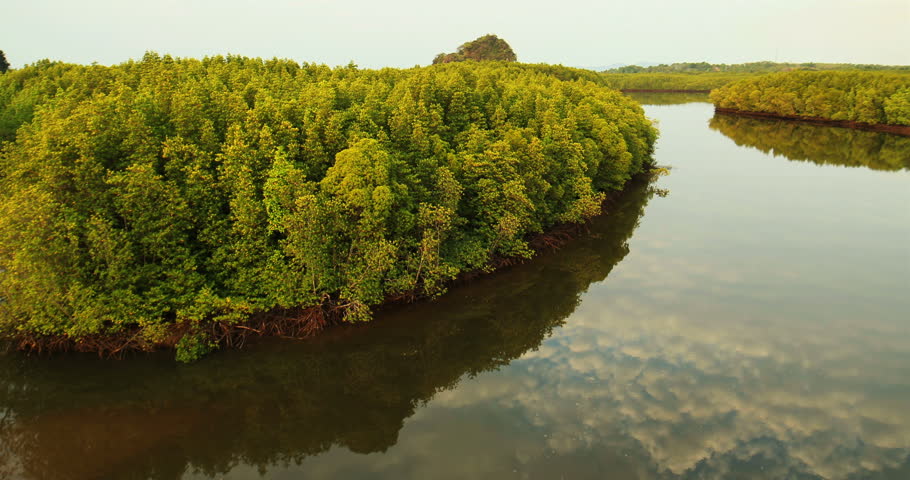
left=600, top=72, right=754, bottom=92
left=0, top=54, right=657, bottom=361
left=602, top=62, right=910, bottom=93
left=710, top=71, right=910, bottom=126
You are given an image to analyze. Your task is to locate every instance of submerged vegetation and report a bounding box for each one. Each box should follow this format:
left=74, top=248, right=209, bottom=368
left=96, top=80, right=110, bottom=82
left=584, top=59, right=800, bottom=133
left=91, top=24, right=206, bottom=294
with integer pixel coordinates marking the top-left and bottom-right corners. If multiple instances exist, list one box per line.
left=710, top=71, right=910, bottom=126
left=710, top=113, right=910, bottom=171
left=602, top=62, right=910, bottom=93
left=0, top=54, right=656, bottom=360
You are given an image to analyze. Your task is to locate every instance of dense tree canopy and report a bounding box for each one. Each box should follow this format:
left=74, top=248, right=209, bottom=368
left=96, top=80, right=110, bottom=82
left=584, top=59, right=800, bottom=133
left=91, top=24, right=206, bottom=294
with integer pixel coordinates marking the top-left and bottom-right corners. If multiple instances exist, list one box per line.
left=0, top=55, right=656, bottom=360
left=0, top=50, right=9, bottom=73
left=710, top=71, right=910, bottom=125
left=433, top=35, right=517, bottom=64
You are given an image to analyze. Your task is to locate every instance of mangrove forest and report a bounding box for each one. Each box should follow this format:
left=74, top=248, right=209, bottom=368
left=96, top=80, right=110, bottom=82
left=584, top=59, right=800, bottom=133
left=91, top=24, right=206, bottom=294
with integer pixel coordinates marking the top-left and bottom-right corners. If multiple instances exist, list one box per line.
left=0, top=54, right=657, bottom=361
left=433, top=34, right=518, bottom=65
left=710, top=70, right=910, bottom=127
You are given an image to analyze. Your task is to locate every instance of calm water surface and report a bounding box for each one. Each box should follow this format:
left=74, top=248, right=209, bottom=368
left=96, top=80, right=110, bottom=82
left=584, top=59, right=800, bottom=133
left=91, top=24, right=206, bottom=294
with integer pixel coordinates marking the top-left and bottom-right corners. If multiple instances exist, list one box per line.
left=1, top=95, right=909, bottom=480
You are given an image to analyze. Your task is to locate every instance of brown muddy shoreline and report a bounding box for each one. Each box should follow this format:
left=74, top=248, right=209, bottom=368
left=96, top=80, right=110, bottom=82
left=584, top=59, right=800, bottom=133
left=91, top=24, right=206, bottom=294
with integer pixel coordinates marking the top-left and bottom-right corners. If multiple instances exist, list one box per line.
left=714, top=108, right=910, bottom=137
left=7, top=171, right=660, bottom=359
left=621, top=89, right=711, bottom=93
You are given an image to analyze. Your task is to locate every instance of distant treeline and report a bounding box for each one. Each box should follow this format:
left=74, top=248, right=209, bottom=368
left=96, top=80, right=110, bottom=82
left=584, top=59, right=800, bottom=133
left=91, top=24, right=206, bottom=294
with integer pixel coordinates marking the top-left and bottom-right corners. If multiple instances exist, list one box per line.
left=607, top=61, right=910, bottom=74
left=710, top=71, right=910, bottom=126
left=600, top=61, right=910, bottom=93
left=600, top=73, right=755, bottom=92
left=0, top=55, right=656, bottom=360
left=710, top=113, right=910, bottom=171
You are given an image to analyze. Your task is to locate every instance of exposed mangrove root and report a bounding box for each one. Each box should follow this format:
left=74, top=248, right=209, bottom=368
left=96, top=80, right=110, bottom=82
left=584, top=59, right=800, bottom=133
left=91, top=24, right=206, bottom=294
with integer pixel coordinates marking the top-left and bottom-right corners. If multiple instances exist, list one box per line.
left=12, top=296, right=348, bottom=359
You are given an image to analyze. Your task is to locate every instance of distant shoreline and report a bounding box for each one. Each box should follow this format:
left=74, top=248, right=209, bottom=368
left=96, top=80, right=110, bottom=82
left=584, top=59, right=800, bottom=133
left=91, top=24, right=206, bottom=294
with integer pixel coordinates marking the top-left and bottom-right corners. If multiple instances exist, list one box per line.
left=714, top=108, right=910, bottom=137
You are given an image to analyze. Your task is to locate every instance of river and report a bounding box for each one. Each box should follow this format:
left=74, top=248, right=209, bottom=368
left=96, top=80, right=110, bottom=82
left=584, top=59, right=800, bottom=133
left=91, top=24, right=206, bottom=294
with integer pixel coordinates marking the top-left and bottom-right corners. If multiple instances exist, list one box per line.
left=1, top=94, right=908, bottom=480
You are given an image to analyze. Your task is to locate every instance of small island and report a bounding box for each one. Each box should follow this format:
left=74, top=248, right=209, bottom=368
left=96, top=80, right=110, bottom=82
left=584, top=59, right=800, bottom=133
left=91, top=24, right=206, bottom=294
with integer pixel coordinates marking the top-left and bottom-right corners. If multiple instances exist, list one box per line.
left=710, top=71, right=910, bottom=136
left=0, top=44, right=657, bottom=361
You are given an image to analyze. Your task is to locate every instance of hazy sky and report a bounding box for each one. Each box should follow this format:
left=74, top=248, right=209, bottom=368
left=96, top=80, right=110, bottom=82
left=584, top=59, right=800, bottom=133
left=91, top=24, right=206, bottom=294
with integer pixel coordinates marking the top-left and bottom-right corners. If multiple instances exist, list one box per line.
left=2, top=0, right=908, bottom=69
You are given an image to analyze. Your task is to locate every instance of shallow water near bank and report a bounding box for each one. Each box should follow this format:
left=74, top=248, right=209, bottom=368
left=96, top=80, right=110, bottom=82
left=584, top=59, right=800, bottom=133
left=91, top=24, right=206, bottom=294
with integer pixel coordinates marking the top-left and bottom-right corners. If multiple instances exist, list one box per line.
left=1, top=94, right=908, bottom=480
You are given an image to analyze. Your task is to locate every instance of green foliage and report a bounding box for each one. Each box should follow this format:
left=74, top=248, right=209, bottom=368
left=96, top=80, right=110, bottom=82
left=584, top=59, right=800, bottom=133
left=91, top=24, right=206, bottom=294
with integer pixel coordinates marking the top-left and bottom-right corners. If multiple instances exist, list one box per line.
left=0, top=50, right=9, bottom=73
left=710, top=71, right=910, bottom=125
left=602, top=63, right=910, bottom=93
left=0, top=54, right=656, bottom=360
left=0, top=60, right=118, bottom=142
left=174, top=329, right=219, bottom=362
left=884, top=88, right=910, bottom=125
left=433, top=34, right=517, bottom=64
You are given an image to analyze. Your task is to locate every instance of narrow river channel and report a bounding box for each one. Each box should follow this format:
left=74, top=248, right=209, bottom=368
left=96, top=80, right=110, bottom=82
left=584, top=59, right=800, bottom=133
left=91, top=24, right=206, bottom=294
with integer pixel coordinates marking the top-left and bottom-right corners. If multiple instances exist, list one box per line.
left=1, top=94, right=908, bottom=480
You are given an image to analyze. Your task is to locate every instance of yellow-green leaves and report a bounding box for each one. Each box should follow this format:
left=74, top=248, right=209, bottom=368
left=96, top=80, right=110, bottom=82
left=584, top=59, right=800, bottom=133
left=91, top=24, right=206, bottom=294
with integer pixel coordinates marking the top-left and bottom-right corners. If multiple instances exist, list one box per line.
left=710, top=71, right=910, bottom=125
left=0, top=56, right=657, bottom=361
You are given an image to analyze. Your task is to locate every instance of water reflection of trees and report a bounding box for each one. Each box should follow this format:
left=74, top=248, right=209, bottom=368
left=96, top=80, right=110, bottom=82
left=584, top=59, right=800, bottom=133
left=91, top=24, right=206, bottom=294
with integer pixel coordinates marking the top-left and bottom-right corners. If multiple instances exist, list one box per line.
left=710, top=113, right=910, bottom=171
left=0, top=179, right=657, bottom=480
